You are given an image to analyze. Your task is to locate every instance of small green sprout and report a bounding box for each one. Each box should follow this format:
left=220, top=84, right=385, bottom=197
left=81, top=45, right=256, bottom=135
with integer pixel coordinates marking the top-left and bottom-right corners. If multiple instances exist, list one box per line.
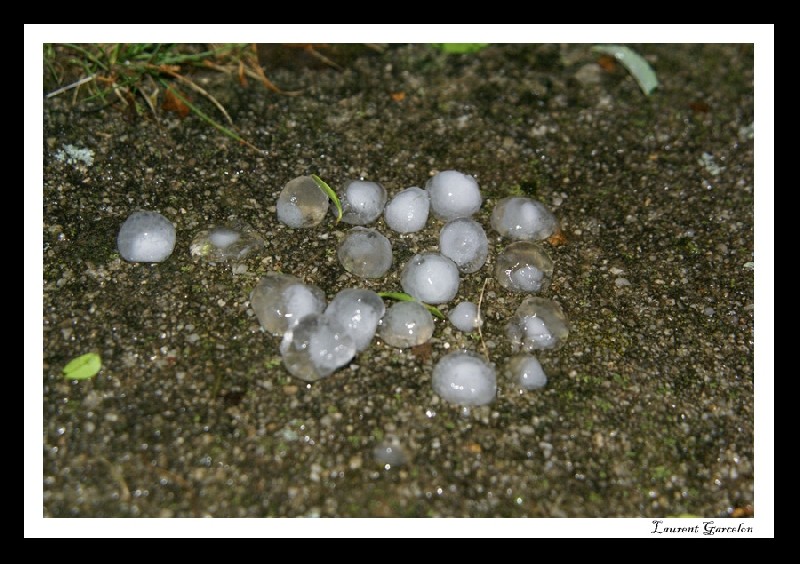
left=63, top=352, right=102, bottom=380
left=378, top=292, right=445, bottom=319
left=311, top=174, right=343, bottom=223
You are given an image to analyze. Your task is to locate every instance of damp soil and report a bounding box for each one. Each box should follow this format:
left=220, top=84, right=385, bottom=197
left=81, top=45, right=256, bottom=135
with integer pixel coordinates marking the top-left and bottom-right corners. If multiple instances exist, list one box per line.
left=41, top=44, right=755, bottom=518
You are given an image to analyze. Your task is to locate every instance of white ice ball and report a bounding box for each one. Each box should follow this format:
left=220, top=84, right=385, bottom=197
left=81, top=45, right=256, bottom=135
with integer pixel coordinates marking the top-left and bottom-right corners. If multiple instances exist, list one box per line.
left=117, top=210, right=176, bottom=263
left=338, top=180, right=387, bottom=225
left=448, top=301, right=482, bottom=333
left=439, top=218, right=489, bottom=273
left=425, top=170, right=482, bottom=221
left=384, top=187, right=430, bottom=233
left=400, top=252, right=460, bottom=305
left=432, top=351, right=496, bottom=406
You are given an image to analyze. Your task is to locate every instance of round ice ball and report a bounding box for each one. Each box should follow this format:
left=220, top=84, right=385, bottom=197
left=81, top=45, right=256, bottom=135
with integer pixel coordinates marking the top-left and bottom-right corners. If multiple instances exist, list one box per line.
left=325, top=288, right=386, bottom=352
left=439, top=218, right=489, bottom=273
left=280, top=313, right=356, bottom=381
left=425, top=170, right=482, bottom=221
left=509, top=355, right=548, bottom=390
left=249, top=272, right=327, bottom=335
left=384, top=187, right=430, bottom=233
left=505, top=296, right=569, bottom=352
left=378, top=300, right=434, bottom=349
left=448, top=301, right=482, bottom=333
left=117, top=210, right=176, bottom=263
left=277, top=175, right=329, bottom=228
left=495, top=241, right=554, bottom=293
left=338, top=180, right=387, bottom=225
left=490, top=197, right=559, bottom=241
left=337, top=227, right=393, bottom=279
left=432, top=350, right=496, bottom=406
left=400, top=252, right=460, bottom=305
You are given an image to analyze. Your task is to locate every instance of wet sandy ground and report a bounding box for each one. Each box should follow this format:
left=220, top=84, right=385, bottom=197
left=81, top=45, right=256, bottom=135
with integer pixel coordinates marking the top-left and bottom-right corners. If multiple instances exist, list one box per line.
left=32, top=41, right=768, bottom=531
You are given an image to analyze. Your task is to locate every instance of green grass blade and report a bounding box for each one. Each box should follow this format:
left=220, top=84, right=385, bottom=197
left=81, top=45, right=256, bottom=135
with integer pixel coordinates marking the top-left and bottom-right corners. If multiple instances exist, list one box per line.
left=157, top=79, right=261, bottom=152
left=63, top=44, right=108, bottom=72
left=377, top=292, right=445, bottom=319
left=161, top=44, right=249, bottom=66
left=311, top=174, right=343, bottom=223
left=431, top=43, right=489, bottom=54
left=592, top=45, right=659, bottom=96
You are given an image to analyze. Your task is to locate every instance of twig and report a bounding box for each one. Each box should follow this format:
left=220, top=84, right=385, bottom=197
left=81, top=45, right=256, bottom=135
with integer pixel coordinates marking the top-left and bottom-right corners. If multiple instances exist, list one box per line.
left=476, top=277, right=491, bottom=359
left=98, top=456, right=130, bottom=503
left=140, top=75, right=161, bottom=119
left=303, top=44, right=344, bottom=71
left=202, top=60, right=303, bottom=96
left=46, top=74, right=97, bottom=99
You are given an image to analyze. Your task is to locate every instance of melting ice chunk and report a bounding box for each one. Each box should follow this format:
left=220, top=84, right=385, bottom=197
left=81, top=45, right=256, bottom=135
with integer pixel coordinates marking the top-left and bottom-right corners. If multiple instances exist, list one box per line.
left=495, top=241, right=554, bottom=293
left=280, top=314, right=356, bottom=381
left=277, top=175, right=330, bottom=228
left=373, top=440, right=408, bottom=467
left=508, top=355, right=548, bottom=390
left=490, top=197, right=559, bottom=241
left=505, top=297, right=569, bottom=351
left=208, top=227, right=240, bottom=249
left=250, top=272, right=326, bottom=335
left=325, top=288, right=386, bottom=352
left=190, top=221, right=265, bottom=263
left=378, top=301, right=434, bottom=349
left=338, top=227, right=393, bottom=279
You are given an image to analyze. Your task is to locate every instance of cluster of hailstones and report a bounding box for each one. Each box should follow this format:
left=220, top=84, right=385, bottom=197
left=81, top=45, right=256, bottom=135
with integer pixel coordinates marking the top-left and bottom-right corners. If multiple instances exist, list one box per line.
left=116, top=170, right=569, bottom=407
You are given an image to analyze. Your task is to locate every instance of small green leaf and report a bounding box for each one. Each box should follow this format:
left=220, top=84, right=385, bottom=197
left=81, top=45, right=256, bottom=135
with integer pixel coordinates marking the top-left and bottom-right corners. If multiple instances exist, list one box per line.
left=377, top=292, right=445, bottom=319
left=431, top=43, right=489, bottom=55
left=592, top=45, right=659, bottom=96
left=63, top=352, right=102, bottom=380
left=311, top=174, right=342, bottom=223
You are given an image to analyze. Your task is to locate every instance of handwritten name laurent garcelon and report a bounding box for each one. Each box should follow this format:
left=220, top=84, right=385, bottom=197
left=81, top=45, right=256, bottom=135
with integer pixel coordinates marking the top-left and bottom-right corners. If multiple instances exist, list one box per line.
left=651, top=520, right=753, bottom=535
